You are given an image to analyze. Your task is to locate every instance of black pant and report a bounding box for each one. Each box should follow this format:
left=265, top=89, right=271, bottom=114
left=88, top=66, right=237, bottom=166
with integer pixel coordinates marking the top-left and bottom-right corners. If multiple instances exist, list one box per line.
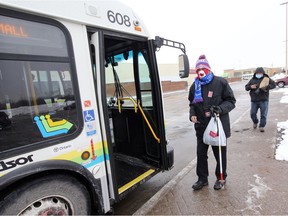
left=196, top=137, right=227, bottom=181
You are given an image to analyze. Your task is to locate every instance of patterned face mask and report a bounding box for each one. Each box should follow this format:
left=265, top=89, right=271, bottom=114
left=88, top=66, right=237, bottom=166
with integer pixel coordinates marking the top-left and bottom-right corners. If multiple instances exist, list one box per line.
left=197, top=68, right=210, bottom=79
left=197, top=70, right=206, bottom=79
left=256, top=74, right=263, bottom=79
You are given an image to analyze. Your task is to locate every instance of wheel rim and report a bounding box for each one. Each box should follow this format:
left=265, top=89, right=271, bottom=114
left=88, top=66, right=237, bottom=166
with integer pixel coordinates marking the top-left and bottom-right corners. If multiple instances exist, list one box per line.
left=19, top=196, right=73, bottom=216
left=278, top=82, right=285, bottom=88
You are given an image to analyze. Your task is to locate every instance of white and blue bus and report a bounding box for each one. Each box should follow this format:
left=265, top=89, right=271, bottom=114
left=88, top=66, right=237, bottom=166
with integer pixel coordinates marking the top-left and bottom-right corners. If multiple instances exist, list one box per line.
left=0, top=0, right=189, bottom=215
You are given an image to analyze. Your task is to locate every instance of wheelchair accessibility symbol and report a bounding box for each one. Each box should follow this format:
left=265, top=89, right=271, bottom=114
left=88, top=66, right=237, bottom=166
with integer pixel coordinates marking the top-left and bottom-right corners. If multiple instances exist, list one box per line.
left=84, top=110, right=95, bottom=122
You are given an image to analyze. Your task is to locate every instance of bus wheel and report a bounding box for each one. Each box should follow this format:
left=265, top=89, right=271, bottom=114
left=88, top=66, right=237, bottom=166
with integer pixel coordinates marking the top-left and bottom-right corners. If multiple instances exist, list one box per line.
left=0, top=174, right=91, bottom=215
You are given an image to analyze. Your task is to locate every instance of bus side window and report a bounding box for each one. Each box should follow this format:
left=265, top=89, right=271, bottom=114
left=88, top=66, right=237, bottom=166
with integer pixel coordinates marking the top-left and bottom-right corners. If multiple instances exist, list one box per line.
left=0, top=61, right=78, bottom=152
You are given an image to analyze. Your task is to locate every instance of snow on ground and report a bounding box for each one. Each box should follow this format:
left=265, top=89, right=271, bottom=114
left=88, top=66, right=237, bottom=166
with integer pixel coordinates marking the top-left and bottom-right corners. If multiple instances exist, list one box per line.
left=275, top=87, right=288, bottom=161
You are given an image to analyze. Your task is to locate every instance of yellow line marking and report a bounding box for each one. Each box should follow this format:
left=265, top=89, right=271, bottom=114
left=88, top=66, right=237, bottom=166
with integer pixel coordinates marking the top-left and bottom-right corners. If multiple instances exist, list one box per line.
left=118, top=169, right=155, bottom=194
left=45, top=114, right=67, bottom=126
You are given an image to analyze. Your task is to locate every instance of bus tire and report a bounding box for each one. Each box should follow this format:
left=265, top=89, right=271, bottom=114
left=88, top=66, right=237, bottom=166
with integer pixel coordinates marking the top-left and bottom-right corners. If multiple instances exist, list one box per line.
left=0, top=174, right=91, bottom=215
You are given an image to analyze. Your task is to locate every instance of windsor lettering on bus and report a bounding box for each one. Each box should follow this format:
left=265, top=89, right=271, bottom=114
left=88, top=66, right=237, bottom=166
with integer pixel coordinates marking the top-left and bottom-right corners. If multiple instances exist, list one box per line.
left=0, top=155, right=34, bottom=172
left=0, top=23, right=28, bottom=37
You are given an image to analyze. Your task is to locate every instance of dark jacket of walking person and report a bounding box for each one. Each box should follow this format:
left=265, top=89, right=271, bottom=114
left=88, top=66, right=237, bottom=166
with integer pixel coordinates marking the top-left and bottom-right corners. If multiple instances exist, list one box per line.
left=188, top=55, right=236, bottom=190
left=245, top=67, right=276, bottom=132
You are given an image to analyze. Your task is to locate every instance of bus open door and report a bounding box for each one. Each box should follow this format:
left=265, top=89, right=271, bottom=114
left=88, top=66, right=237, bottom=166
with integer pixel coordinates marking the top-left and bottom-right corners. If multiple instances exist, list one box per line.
left=90, top=32, right=188, bottom=200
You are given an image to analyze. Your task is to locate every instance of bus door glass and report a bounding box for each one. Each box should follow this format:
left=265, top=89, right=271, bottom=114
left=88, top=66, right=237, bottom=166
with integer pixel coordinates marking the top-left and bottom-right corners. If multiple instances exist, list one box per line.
left=136, top=50, right=164, bottom=161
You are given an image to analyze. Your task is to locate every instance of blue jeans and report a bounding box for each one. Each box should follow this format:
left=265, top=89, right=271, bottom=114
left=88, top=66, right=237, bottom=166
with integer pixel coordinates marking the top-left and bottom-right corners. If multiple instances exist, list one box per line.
left=250, top=101, right=268, bottom=128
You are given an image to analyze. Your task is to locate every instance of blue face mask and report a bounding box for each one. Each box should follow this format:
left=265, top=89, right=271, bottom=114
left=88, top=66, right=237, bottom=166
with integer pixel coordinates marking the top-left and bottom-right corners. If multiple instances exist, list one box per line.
left=256, top=74, right=263, bottom=79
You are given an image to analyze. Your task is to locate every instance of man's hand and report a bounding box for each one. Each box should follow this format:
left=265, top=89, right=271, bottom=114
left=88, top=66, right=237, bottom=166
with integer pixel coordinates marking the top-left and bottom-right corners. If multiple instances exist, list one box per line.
left=210, top=105, right=222, bottom=115
left=251, top=84, right=257, bottom=89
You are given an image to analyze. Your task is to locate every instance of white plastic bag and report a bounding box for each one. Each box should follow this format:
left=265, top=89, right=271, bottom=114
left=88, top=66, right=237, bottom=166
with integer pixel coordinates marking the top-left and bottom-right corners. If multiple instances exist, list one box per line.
left=203, top=115, right=226, bottom=146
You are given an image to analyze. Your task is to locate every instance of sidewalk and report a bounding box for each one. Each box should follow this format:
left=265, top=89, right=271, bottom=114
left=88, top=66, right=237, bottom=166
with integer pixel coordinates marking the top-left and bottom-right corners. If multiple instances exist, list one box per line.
left=134, top=89, right=288, bottom=215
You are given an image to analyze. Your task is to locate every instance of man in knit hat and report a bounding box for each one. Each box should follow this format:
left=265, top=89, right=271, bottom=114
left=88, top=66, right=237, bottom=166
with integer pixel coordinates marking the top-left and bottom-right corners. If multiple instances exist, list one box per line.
left=188, top=55, right=236, bottom=190
left=245, top=67, right=276, bottom=132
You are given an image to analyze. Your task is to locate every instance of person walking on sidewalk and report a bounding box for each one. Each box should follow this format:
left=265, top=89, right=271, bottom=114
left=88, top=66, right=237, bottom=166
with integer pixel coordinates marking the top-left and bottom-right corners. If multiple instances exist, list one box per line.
left=245, top=67, right=276, bottom=132
left=188, top=55, right=236, bottom=190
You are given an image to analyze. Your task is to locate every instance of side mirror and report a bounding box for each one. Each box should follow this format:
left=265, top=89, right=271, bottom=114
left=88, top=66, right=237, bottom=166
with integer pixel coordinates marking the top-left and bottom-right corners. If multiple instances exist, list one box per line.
left=179, top=54, right=190, bottom=78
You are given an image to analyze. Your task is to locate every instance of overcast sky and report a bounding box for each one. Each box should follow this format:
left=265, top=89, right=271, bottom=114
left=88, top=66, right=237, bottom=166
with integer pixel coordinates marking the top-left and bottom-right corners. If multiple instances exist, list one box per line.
left=119, top=0, right=287, bottom=74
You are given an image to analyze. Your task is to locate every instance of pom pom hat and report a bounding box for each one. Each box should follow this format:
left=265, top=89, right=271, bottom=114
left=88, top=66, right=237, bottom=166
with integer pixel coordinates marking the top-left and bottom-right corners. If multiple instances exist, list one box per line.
left=192, top=54, right=214, bottom=103
left=195, top=55, right=211, bottom=72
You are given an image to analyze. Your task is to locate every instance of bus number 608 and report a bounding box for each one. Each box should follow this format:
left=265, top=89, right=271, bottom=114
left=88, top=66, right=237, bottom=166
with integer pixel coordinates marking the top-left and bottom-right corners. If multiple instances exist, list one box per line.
left=107, top=10, right=131, bottom=27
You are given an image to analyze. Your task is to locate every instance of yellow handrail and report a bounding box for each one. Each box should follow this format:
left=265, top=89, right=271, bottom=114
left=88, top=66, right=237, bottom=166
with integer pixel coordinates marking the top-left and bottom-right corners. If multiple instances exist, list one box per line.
left=137, top=100, right=160, bottom=143
left=117, top=98, right=138, bottom=113
left=116, top=97, right=160, bottom=143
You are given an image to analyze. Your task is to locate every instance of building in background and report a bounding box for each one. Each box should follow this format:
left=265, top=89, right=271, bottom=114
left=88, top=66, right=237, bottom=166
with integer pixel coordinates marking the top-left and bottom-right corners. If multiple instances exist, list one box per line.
left=158, top=64, right=285, bottom=92
left=105, top=63, right=192, bottom=93
left=157, top=63, right=194, bottom=91
left=223, top=67, right=283, bottom=79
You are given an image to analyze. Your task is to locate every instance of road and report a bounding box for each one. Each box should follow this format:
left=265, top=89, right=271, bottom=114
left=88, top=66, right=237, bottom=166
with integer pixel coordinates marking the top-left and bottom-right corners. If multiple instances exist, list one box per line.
left=113, top=80, right=250, bottom=215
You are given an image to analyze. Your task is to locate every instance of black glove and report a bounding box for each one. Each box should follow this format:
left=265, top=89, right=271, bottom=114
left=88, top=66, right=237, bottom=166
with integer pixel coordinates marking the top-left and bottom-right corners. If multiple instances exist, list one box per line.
left=255, top=88, right=260, bottom=94
left=210, top=105, right=222, bottom=115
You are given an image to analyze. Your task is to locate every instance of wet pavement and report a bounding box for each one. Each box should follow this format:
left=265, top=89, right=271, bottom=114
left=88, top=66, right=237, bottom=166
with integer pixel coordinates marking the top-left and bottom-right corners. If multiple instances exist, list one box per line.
left=133, top=88, right=288, bottom=215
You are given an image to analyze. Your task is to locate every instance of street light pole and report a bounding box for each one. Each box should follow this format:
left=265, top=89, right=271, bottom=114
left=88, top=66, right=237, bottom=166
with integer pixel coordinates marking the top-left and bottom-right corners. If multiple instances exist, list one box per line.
left=281, top=2, right=288, bottom=75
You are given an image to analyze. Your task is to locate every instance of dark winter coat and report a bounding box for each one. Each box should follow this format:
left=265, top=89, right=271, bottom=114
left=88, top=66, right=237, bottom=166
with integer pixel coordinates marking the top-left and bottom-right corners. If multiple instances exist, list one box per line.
left=245, top=74, right=276, bottom=102
left=188, top=76, right=236, bottom=139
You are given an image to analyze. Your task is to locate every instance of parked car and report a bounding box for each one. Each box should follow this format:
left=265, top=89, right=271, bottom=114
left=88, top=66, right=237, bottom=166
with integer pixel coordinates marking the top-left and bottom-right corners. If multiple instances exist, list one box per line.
left=274, top=75, right=288, bottom=88
left=270, top=73, right=286, bottom=81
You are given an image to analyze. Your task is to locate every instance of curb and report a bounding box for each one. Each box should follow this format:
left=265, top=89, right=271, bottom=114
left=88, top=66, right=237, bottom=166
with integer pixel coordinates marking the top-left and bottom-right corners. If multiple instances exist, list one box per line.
left=133, top=158, right=197, bottom=215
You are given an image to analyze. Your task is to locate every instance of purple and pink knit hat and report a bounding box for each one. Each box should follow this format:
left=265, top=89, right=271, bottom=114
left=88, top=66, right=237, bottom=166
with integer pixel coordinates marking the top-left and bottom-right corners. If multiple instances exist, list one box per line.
left=195, top=55, right=211, bottom=72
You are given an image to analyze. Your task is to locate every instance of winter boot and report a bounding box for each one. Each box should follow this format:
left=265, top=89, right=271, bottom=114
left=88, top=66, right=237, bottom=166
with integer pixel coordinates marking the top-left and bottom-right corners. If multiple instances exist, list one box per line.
left=214, top=179, right=226, bottom=190
left=192, top=180, right=208, bottom=190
